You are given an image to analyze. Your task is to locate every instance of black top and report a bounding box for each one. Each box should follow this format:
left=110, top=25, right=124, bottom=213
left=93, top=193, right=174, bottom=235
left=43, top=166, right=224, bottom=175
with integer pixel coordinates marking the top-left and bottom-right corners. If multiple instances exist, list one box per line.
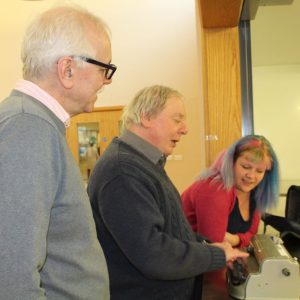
left=227, top=196, right=256, bottom=234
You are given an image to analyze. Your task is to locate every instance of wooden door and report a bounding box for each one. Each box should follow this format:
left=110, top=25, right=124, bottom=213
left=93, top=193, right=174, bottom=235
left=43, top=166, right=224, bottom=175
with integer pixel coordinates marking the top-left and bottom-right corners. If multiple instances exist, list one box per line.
left=66, top=106, right=123, bottom=181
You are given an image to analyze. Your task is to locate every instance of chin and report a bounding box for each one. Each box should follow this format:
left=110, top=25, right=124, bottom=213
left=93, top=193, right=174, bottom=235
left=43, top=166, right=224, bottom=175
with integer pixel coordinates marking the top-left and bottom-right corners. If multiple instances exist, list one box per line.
left=84, top=104, right=95, bottom=113
left=241, top=187, right=253, bottom=193
left=165, top=151, right=173, bottom=157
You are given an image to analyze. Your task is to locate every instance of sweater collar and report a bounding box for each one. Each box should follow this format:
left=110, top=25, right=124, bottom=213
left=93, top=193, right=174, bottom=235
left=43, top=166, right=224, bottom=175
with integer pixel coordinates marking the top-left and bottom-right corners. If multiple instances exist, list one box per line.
left=14, top=79, right=70, bottom=128
left=120, top=129, right=165, bottom=166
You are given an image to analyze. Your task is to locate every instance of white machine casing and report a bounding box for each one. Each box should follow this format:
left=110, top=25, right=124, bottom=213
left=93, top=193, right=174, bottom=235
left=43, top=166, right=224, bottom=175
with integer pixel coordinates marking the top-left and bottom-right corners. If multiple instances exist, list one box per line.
left=228, top=234, right=300, bottom=300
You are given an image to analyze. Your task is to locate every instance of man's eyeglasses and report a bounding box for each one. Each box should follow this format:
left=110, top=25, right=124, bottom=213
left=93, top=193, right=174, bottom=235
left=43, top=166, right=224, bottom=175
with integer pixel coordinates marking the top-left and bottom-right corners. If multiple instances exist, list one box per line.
left=75, top=56, right=117, bottom=80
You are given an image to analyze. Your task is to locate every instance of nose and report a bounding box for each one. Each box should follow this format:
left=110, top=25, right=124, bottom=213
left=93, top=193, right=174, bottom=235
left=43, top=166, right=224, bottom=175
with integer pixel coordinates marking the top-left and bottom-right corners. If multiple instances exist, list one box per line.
left=104, top=77, right=113, bottom=85
left=180, top=120, right=188, bottom=135
left=245, top=169, right=255, bottom=179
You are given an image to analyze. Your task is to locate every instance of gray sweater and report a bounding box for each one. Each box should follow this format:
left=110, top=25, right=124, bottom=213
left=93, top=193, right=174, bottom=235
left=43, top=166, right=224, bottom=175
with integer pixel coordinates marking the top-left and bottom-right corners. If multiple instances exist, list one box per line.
left=88, top=134, right=226, bottom=300
left=0, top=90, right=109, bottom=299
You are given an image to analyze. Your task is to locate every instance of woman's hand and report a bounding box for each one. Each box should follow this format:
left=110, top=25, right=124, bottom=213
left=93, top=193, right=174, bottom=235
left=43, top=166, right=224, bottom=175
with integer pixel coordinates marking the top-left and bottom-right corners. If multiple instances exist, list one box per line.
left=224, top=232, right=240, bottom=247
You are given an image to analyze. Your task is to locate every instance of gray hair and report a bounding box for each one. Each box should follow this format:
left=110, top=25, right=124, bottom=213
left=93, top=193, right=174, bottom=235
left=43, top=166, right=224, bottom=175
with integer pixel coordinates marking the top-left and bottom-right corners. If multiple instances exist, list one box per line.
left=21, top=5, right=111, bottom=80
left=122, top=85, right=183, bottom=129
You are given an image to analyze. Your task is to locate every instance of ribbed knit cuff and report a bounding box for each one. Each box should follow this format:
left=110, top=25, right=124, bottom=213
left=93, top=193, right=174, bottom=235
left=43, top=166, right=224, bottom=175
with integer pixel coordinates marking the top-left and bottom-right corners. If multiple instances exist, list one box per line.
left=207, top=245, right=226, bottom=271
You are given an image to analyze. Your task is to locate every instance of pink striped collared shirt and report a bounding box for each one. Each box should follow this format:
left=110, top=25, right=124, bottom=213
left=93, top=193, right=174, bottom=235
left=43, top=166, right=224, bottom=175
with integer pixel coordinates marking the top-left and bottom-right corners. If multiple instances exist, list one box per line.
left=14, top=79, right=70, bottom=128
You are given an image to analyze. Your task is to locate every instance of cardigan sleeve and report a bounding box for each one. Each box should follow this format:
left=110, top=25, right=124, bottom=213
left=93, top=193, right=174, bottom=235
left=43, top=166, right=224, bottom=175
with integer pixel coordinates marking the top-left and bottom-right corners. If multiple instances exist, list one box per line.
left=182, top=179, right=260, bottom=248
left=182, top=179, right=235, bottom=243
left=181, top=182, right=199, bottom=232
left=237, top=210, right=261, bottom=247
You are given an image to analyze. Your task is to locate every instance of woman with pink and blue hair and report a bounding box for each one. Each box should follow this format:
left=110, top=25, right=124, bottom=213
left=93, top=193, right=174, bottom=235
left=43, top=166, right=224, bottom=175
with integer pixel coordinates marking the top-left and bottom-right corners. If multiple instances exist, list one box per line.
left=182, top=135, right=280, bottom=247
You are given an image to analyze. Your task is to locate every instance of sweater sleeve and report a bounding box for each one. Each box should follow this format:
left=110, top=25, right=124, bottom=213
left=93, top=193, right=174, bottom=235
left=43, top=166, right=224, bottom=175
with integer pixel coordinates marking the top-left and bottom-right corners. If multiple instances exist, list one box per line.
left=182, top=179, right=234, bottom=243
left=237, top=210, right=261, bottom=247
left=97, top=174, right=226, bottom=281
left=0, top=114, right=59, bottom=299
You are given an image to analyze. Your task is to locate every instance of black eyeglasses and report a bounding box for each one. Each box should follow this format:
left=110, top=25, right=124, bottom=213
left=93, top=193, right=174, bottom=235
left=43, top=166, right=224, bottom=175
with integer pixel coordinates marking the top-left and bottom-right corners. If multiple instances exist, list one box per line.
left=75, top=56, right=117, bottom=80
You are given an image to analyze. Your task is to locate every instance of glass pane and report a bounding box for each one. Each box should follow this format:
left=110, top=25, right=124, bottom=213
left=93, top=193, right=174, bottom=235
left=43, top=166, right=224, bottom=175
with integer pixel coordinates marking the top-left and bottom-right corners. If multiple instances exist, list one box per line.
left=77, top=122, right=100, bottom=183
left=251, top=3, right=300, bottom=200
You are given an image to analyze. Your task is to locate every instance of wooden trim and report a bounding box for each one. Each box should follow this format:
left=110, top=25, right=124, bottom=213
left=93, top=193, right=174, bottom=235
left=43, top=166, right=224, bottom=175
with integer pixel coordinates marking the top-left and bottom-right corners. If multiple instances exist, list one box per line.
left=92, top=106, right=124, bottom=112
left=199, top=0, right=244, bottom=28
left=202, top=27, right=242, bottom=166
left=199, top=0, right=243, bottom=166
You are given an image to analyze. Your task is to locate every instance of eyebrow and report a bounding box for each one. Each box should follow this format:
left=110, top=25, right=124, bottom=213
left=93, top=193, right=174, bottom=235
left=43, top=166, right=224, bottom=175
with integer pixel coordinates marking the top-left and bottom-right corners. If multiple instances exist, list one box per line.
left=172, top=113, right=185, bottom=119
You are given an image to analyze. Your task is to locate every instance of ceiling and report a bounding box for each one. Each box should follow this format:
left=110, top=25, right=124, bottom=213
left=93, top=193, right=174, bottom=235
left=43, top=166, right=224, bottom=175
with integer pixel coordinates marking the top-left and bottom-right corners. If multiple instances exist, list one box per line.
left=250, top=0, right=300, bottom=66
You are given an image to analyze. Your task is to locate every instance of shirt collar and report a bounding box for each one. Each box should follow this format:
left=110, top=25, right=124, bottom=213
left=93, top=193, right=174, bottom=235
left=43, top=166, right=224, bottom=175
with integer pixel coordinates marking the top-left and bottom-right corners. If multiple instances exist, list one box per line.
left=14, top=79, right=71, bottom=128
left=120, top=129, right=165, bottom=166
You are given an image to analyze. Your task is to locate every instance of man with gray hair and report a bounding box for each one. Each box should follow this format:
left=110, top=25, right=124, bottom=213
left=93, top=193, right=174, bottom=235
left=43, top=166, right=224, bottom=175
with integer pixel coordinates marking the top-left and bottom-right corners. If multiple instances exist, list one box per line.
left=0, top=5, right=117, bottom=299
left=88, top=85, right=248, bottom=300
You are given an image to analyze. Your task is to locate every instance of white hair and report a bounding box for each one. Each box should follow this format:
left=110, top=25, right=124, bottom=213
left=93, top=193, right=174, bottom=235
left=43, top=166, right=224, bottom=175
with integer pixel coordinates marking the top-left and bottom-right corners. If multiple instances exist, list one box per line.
left=21, top=5, right=111, bottom=80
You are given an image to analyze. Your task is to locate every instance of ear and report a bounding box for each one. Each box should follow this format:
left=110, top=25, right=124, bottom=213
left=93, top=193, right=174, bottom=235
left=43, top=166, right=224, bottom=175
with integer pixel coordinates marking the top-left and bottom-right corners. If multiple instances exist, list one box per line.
left=140, top=113, right=152, bottom=128
left=57, top=56, right=75, bottom=89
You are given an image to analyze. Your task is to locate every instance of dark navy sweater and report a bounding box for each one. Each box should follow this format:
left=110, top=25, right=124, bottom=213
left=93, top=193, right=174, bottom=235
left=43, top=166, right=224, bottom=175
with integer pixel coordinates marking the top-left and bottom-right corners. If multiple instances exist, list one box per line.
left=88, top=137, right=225, bottom=300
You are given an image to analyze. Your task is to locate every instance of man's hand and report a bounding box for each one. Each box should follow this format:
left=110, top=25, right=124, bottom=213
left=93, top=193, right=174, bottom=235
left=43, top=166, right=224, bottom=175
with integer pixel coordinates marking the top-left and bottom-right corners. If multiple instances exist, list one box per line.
left=211, top=241, right=249, bottom=266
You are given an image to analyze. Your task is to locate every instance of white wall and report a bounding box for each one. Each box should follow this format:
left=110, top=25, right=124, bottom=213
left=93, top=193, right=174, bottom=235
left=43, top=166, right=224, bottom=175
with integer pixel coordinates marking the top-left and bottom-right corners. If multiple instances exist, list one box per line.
left=0, top=0, right=205, bottom=191
left=253, top=64, right=300, bottom=194
left=0, top=0, right=202, bottom=108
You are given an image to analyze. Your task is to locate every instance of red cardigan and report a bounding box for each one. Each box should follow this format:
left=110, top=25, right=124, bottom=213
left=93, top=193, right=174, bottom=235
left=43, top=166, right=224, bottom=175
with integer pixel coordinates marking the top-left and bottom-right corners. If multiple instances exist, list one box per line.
left=181, top=178, right=260, bottom=247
